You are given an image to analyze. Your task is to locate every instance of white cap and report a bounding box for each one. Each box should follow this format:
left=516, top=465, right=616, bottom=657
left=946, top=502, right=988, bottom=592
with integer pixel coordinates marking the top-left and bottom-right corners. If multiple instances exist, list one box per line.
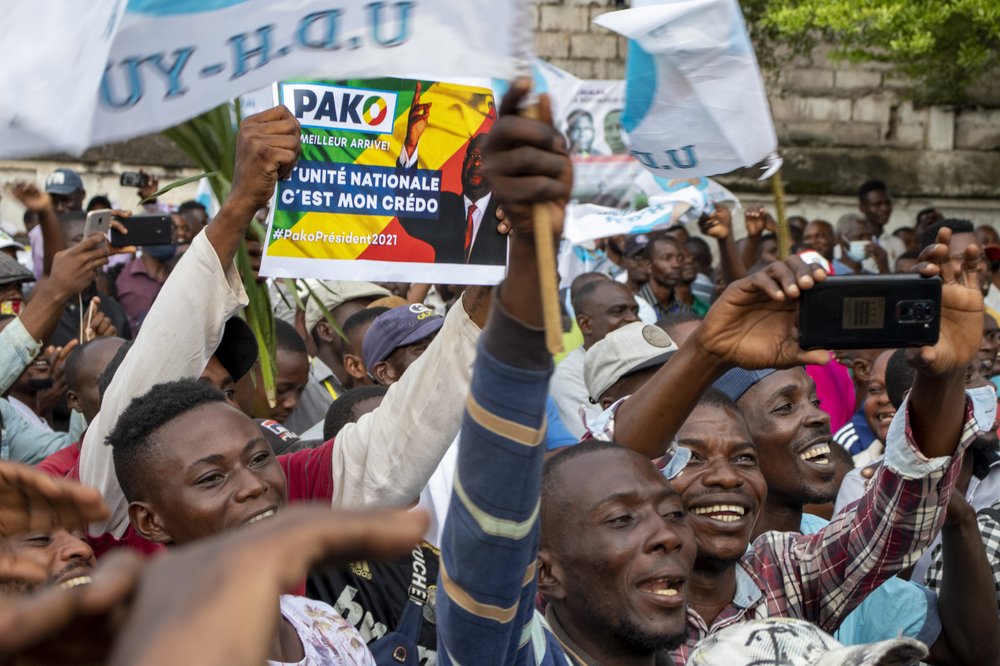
left=584, top=322, right=677, bottom=402
left=686, top=618, right=928, bottom=666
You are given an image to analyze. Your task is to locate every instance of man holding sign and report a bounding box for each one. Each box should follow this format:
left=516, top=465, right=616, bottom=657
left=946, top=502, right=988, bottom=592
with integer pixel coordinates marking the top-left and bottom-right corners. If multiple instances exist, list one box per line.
left=397, top=82, right=507, bottom=266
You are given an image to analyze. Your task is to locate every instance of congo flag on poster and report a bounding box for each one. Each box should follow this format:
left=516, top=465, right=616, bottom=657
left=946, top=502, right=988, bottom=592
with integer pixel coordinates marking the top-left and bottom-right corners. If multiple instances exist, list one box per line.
left=259, top=78, right=505, bottom=285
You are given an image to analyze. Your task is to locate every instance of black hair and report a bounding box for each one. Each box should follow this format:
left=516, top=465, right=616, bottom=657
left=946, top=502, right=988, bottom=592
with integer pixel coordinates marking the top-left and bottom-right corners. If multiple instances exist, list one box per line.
left=177, top=200, right=207, bottom=214
left=274, top=319, right=307, bottom=355
left=322, top=385, right=389, bottom=440
left=98, top=339, right=135, bottom=399
left=920, top=218, right=975, bottom=250
left=86, top=195, right=112, bottom=212
left=916, top=207, right=939, bottom=223
left=569, top=272, right=610, bottom=299
left=342, top=306, right=389, bottom=345
left=893, top=226, right=915, bottom=236
left=657, top=310, right=702, bottom=335
left=858, top=179, right=888, bottom=202
left=571, top=278, right=625, bottom=317
left=643, top=233, right=683, bottom=261
left=543, top=440, right=625, bottom=501
left=64, top=338, right=122, bottom=393
left=896, top=249, right=921, bottom=262
left=22, top=210, right=38, bottom=224
left=696, top=386, right=741, bottom=414
left=108, top=379, right=226, bottom=502
left=885, top=349, right=916, bottom=410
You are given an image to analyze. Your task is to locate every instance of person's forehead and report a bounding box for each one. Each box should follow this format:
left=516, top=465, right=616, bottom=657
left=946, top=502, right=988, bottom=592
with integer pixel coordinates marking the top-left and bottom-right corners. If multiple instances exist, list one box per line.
left=742, top=367, right=810, bottom=406
left=679, top=403, right=751, bottom=442
left=949, top=232, right=980, bottom=253
left=155, top=402, right=260, bottom=466
left=864, top=189, right=890, bottom=203
left=557, top=449, right=672, bottom=507
left=871, top=350, right=893, bottom=379
left=592, top=282, right=634, bottom=308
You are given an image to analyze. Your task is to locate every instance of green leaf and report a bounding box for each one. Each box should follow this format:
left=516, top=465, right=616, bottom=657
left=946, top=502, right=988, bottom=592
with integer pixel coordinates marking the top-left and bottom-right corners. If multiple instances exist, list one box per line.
left=140, top=171, right=218, bottom=204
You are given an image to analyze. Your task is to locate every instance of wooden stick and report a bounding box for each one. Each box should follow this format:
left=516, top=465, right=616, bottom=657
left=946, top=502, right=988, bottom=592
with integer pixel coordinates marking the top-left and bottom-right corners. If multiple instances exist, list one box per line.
left=521, top=105, right=565, bottom=355
left=771, top=167, right=791, bottom=260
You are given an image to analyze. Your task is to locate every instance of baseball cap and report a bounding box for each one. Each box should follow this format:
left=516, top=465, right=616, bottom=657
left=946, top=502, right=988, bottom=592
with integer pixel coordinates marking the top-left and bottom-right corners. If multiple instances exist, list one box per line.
left=0, top=252, right=35, bottom=287
left=624, top=234, right=650, bottom=258
left=584, top=322, right=678, bottom=403
left=362, top=304, right=443, bottom=373
left=0, top=230, right=25, bottom=254
left=713, top=367, right=777, bottom=402
left=44, top=168, right=84, bottom=195
left=685, top=617, right=927, bottom=665
left=214, top=316, right=259, bottom=381
left=303, top=280, right=391, bottom=333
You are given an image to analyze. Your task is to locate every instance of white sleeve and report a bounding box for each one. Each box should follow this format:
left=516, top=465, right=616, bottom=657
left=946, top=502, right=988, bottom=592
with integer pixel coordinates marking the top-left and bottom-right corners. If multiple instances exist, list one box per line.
left=80, top=233, right=248, bottom=538
left=328, top=297, right=480, bottom=509
left=398, top=145, right=419, bottom=169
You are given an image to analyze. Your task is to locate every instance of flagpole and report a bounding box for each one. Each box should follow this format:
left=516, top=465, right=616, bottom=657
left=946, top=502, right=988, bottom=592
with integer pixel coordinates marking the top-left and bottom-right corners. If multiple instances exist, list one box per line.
left=521, top=105, right=565, bottom=355
left=771, top=168, right=791, bottom=260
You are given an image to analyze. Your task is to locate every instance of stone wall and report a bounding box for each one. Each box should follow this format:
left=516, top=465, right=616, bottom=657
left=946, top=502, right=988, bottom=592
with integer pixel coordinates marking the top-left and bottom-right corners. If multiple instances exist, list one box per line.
left=531, top=0, right=1000, bottom=229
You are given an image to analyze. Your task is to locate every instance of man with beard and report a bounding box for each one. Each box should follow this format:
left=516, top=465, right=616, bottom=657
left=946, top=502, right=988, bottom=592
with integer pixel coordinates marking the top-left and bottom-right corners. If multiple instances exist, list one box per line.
left=397, top=83, right=506, bottom=265
left=0, top=529, right=96, bottom=594
left=638, top=234, right=708, bottom=319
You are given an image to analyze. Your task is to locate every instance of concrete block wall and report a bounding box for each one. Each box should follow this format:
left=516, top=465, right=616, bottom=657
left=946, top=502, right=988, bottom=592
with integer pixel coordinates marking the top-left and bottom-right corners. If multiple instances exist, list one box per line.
left=530, top=0, right=1000, bottom=203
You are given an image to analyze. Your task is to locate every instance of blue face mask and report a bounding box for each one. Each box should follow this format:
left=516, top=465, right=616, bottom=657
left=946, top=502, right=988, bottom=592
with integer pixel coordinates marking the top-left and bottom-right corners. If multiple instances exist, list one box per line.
left=143, top=244, right=177, bottom=262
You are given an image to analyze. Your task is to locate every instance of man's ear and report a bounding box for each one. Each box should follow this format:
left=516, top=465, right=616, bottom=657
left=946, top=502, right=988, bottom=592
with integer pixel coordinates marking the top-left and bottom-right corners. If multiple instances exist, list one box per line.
left=128, top=502, right=172, bottom=545
left=537, top=550, right=566, bottom=601
left=576, top=314, right=592, bottom=336
left=372, top=361, right=396, bottom=387
left=66, top=390, right=82, bottom=414
left=853, top=358, right=874, bottom=384
left=343, top=353, right=368, bottom=383
left=315, top=321, right=337, bottom=345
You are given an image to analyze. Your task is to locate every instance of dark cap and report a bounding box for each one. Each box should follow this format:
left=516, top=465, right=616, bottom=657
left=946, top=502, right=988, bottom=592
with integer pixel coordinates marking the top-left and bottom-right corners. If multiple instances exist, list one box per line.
left=713, top=367, right=777, bottom=402
left=0, top=253, right=35, bottom=287
left=624, top=233, right=651, bottom=258
left=215, top=317, right=259, bottom=381
left=362, top=304, right=443, bottom=372
left=44, top=168, right=84, bottom=195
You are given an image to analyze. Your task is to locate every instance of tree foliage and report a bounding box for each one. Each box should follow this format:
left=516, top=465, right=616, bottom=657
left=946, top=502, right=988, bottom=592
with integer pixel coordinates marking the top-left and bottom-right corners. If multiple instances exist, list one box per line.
left=742, top=0, right=1000, bottom=104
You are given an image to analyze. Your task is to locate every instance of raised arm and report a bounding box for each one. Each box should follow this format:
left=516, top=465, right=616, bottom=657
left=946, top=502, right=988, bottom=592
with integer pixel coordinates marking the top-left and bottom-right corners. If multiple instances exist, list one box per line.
left=79, top=107, right=301, bottom=537
left=437, top=81, right=572, bottom=665
left=10, top=183, right=63, bottom=277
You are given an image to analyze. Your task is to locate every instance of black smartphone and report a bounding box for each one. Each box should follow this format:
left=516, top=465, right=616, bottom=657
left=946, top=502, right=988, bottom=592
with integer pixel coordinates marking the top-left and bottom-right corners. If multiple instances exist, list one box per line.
left=798, top=275, right=941, bottom=350
left=120, top=171, right=151, bottom=188
left=110, top=214, right=173, bottom=247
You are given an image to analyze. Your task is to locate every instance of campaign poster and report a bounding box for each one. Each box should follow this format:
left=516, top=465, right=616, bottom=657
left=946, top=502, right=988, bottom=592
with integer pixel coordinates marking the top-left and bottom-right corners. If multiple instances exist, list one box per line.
left=562, top=80, right=644, bottom=208
left=260, top=78, right=505, bottom=285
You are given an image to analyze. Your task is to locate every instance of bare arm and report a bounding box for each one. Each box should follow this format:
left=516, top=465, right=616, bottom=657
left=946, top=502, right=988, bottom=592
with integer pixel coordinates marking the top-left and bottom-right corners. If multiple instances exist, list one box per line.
left=928, top=476, right=1000, bottom=665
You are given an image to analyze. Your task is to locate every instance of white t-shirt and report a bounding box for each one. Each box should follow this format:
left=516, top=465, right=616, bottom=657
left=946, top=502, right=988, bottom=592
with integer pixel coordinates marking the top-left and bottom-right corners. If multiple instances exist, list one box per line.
left=268, top=595, right=375, bottom=666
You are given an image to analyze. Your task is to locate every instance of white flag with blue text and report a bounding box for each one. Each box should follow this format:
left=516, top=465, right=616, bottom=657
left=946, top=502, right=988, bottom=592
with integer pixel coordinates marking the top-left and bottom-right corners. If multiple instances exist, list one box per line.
left=593, top=0, right=777, bottom=179
left=0, top=0, right=526, bottom=158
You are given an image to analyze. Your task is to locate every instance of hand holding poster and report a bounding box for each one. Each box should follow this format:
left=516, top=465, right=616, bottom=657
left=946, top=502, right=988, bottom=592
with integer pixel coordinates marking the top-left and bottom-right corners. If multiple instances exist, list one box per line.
left=260, top=78, right=506, bottom=285
left=593, top=0, right=777, bottom=179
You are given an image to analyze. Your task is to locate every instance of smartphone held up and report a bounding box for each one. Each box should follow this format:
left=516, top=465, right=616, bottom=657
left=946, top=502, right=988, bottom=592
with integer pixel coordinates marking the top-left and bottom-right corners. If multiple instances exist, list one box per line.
left=797, top=274, right=941, bottom=350
left=84, top=211, right=173, bottom=247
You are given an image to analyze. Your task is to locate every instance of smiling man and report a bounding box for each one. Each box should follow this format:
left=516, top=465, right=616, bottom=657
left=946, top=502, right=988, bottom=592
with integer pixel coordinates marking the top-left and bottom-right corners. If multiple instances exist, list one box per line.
left=0, top=529, right=96, bottom=594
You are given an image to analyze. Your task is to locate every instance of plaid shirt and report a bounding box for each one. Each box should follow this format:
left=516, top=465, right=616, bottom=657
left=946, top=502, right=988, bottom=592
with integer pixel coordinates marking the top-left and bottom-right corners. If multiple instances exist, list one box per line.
left=588, top=396, right=975, bottom=665
left=925, top=499, right=1000, bottom=613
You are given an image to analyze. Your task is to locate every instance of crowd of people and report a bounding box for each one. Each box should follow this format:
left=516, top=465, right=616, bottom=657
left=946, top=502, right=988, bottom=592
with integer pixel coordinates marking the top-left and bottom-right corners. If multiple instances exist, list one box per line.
left=0, top=81, right=997, bottom=665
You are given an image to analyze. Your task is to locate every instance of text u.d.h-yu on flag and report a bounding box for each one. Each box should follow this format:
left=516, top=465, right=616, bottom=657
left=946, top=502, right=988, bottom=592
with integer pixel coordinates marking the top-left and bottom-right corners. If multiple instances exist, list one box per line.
left=0, top=0, right=527, bottom=158
left=593, top=0, right=778, bottom=180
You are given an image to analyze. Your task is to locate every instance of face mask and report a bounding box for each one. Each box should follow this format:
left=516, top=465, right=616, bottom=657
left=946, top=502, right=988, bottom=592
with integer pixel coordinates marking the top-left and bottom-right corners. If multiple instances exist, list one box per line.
left=143, top=244, right=177, bottom=262
left=970, top=384, right=998, bottom=431
left=846, top=240, right=869, bottom=263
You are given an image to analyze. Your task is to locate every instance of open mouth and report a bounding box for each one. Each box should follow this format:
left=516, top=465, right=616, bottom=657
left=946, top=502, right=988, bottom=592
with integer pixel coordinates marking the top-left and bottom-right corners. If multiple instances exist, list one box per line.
left=636, top=576, right=685, bottom=598
left=799, top=441, right=832, bottom=465
left=875, top=410, right=896, bottom=427
left=58, top=575, right=93, bottom=590
left=689, top=504, right=747, bottom=523
left=244, top=508, right=276, bottom=526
